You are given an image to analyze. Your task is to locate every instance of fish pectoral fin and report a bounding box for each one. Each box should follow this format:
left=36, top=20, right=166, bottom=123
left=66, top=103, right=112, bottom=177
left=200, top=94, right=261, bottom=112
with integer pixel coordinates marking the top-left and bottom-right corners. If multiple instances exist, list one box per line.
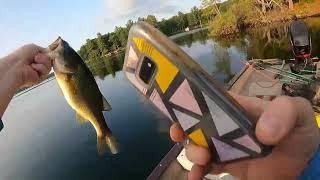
left=102, top=96, right=112, bottom=111
left=76, top=113, right=89, bottom=124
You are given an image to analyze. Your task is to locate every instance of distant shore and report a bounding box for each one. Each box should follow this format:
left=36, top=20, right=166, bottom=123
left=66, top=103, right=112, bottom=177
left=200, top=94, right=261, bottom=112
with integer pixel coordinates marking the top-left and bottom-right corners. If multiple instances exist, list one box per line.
left=169, top=27, right=209, bottom=39
left=103, top=27, right=209, bottom=56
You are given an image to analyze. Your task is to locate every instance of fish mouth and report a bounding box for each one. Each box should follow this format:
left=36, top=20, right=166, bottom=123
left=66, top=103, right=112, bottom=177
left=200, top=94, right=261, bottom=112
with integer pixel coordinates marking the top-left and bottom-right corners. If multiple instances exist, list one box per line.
left=45, top=37, right=63, bottom=60
left=49, top=36, right=63, bottom=51
left=48, top=36, right=78, bottom=74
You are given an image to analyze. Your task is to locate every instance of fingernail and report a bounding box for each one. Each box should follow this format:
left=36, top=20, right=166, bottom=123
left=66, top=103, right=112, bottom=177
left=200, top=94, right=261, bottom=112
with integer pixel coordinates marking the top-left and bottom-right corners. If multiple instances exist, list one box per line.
left=259, top=114, right=282, bottom=138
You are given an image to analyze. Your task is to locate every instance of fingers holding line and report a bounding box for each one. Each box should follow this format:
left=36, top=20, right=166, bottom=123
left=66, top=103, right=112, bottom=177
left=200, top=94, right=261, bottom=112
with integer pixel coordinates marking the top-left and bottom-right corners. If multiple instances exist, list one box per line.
left=31, top=51, right=53, bottom=82
left=35, top=53, right=52, bottom=70
left=31, top=63, right=50, bottom=81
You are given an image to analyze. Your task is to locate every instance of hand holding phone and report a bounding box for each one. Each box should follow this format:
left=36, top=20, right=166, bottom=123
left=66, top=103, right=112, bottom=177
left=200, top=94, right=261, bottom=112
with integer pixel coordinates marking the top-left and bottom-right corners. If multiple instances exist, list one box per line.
left=123, top=22, right=271, bottom=163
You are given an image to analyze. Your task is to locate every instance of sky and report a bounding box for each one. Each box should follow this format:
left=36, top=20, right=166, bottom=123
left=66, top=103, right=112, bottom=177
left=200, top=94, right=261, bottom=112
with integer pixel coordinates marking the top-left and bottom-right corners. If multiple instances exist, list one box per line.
left=0, top=0, right=201, bottom=58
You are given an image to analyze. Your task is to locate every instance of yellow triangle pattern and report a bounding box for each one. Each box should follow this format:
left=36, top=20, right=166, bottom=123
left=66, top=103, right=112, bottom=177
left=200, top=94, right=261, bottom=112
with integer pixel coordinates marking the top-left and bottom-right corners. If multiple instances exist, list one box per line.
left=315, top=113, right=320, bottom=128
left=188, top=129, right=208, bottom=148
left=133, top=37, right=179, bottom=93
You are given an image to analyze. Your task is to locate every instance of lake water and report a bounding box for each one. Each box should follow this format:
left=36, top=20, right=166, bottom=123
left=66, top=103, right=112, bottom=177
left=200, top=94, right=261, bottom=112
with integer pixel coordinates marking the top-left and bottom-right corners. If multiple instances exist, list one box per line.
left=2, top=17, right=320, bottom=180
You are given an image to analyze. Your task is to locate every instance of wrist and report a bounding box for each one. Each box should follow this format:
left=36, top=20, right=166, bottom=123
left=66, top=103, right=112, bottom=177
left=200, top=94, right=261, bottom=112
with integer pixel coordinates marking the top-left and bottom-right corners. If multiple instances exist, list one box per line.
left=1, top=55, right=24, bottom=88
left=4, top=63, right=23, bottom=90
left=0, top=55, right=17, bottom=74
left=1, top=53, right=15, bottom=64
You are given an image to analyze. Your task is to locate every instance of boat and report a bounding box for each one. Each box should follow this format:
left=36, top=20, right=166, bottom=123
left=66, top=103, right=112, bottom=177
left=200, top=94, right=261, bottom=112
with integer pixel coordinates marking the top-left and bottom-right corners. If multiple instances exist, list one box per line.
left=146, top=19, right=320, bottom=180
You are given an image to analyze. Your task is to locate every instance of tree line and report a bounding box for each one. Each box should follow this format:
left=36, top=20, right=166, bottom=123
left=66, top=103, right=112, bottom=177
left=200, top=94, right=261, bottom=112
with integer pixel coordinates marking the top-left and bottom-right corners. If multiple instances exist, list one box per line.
left=78, top=6, right=216, bottom=63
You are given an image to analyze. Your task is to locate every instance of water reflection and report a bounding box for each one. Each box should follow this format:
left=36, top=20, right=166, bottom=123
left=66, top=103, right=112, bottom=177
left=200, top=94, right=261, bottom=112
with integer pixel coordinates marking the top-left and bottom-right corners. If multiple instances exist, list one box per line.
left=175, top=30, right=209, bottom=48
left=176, top=30, right=246, bottom=84
left=212, top=44, right=235, bottom=84
left=86, top=53, right=125, bottom=79
left=177, top=17, right=320, bottom=84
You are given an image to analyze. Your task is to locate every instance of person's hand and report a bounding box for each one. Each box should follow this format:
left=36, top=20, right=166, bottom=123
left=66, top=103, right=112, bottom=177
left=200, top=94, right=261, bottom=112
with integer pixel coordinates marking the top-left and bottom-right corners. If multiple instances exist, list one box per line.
left=5, top=44, right=52, bottom=88
left=170, top=94, right=320, bottom=180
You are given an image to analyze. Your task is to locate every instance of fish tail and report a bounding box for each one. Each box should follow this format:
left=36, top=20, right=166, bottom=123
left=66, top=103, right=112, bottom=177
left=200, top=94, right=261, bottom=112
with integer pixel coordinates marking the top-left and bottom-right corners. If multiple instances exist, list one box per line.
left=97, top=134, right=119, bottom=155
left=106, top=135, right=119, bottom=154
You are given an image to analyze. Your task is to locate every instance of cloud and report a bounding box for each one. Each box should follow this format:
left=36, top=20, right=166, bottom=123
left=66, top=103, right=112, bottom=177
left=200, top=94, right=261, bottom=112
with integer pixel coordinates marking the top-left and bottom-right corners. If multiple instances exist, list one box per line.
left=96, top=0, right=200, bottom=33
left=104, top=0, right=180, bottom=20
left=100, top=0, right=182, bottom=28
left=105, top=0, right=136, bottom=16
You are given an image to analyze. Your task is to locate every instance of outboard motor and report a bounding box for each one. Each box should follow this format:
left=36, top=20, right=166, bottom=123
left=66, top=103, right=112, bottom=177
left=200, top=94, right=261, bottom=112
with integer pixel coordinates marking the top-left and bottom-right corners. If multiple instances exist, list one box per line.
left=289, top=19, right=312, bottom=60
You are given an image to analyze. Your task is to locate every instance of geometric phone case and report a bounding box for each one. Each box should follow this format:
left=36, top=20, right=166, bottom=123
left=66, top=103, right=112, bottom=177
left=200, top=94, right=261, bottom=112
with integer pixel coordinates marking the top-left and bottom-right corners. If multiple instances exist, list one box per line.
left=123, top=22, right=271, bottom=163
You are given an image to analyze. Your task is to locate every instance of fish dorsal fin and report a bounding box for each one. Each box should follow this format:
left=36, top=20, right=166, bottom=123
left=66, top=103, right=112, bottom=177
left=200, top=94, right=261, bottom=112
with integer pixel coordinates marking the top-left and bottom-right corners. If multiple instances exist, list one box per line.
left=102, top=96, right=112, bottom=111
left=76, top=113, right=88, bottom=124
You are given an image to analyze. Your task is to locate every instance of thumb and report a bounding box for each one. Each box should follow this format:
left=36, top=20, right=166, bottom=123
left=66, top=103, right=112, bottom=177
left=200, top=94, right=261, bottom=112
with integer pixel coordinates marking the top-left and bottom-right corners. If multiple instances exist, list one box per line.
left=255, top=96, right=312, bottom=145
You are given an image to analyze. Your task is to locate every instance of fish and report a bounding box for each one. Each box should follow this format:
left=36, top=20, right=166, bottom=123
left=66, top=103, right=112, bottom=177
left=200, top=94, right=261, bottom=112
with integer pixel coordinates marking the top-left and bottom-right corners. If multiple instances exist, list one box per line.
left=47, top=37, right=119, bottom=155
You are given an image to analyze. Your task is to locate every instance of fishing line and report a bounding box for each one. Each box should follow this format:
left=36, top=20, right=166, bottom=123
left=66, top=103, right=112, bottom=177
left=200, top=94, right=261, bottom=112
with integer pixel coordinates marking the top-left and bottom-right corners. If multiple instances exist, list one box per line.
left=254, top=64, right=311, bottom=84
left=238, top=58, right=312, bottom=84
left=268, top=65, right=314, bottom=82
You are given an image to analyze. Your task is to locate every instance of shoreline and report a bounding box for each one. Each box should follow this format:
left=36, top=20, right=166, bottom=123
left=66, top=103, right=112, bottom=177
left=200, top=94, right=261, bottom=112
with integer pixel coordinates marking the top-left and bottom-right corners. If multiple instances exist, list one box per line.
left=210, top=0, right=320, bottom=37
left=104, top=27, right=210, bottom=56
left=169, top=27, right=209, bottom=39
left=248, top=13, right=320, bottom=28
left=213, top=14, right=320, bottom=38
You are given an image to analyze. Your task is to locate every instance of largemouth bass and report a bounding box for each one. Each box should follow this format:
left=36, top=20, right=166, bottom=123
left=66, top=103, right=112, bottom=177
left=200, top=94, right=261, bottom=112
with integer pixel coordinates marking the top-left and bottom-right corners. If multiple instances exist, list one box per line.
left=47, top=37, right=118, bottom=154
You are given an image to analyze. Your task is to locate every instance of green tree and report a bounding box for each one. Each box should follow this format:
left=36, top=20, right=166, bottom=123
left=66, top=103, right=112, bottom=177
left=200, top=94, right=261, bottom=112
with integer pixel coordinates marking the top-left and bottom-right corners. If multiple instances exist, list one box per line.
left=177, top=11, right=189, bottom=30
left=114, top=26, right=129, bottom=47
left=126, top=20, right=134, bottom=30
left=85, top=39, right=98, bottom=52
left=78, top=45, right=89, bottom=61
left=85, top=39, right=101, bottom=61
left=97, top=32, right=109, bottom=55
left=188, top=7, right=202, bottom=27
left=79, top=4, right=215, bottom=65
left=146, top=15, right=158, bottom=27
left=201, top=6, right=215, bottom=24
left=108, top=32, right=121, bottom=50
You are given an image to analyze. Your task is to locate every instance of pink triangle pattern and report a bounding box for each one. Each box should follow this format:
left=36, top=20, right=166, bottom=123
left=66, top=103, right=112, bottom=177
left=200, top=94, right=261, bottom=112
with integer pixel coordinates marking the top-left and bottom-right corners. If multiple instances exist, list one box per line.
left=150, top=89, right=173, bottom=121
left=125, top=72, right=147, bottom=94
left=173, top=108, right=200, bottom=130
left=233, top=135, right=261, bottom=153
left=212, top=137, right=249, bottom=162
left=169, top=80, right=202, bottom=115
left=126, top=46, right=139, bottom=69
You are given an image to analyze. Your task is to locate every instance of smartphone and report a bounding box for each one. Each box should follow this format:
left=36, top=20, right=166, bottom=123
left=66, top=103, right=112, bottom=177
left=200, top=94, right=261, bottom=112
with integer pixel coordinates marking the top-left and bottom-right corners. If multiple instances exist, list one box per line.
left=123, top=22, right=271, bottom=163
